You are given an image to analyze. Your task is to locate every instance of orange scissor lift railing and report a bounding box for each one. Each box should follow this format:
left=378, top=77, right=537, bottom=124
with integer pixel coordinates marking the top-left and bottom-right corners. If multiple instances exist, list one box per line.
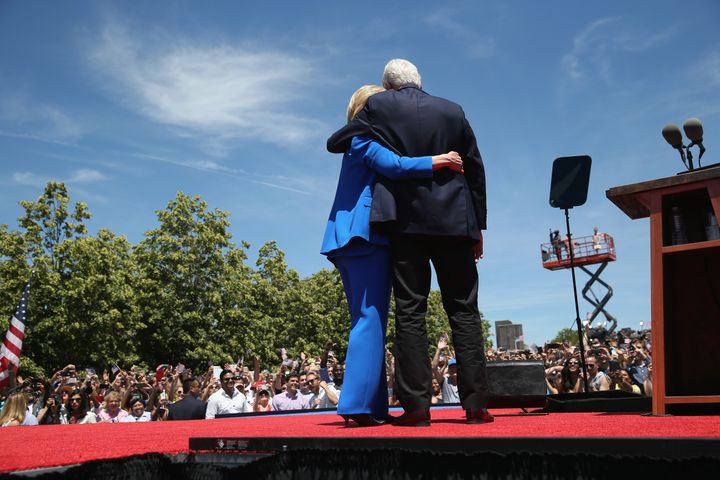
left=540, top=234, right=618, bottom=331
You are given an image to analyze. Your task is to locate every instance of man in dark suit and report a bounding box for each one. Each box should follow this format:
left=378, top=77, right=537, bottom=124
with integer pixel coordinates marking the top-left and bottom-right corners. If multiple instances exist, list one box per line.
left=167, top=378, right=206, bottom=421
left=327, top=59, right=491, bottom=426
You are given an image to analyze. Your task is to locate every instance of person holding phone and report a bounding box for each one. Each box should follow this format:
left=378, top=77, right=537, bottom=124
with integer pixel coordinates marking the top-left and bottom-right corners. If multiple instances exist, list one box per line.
left=36, top=394, right=62, bottom=425
left=611, top=369, right=641, bottom=394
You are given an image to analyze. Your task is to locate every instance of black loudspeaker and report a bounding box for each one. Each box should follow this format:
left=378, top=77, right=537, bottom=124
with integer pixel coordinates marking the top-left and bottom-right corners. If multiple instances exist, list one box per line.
left=486, top=361, right=546, bottom=408
left=549, top=155, right=592, bottom=209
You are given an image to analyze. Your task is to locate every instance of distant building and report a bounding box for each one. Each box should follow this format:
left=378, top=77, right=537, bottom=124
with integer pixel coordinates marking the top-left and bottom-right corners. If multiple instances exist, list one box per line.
left=495, top=320, right=525, bottom=351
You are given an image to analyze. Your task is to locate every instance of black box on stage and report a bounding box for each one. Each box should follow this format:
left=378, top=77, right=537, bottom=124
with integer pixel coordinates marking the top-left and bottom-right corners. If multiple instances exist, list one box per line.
left=486, top=360, right=546, bottom=408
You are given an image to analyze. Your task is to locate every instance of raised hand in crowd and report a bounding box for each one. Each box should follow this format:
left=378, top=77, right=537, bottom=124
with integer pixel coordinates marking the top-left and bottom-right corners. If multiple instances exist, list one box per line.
left=320, top=341, right=333, bottom=369
left=611, top=369, right=639, bottom=394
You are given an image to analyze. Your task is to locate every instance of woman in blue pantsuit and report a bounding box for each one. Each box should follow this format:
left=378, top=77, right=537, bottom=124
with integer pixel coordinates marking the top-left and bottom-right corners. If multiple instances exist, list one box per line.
left=321, top=85, right=464, bottom=426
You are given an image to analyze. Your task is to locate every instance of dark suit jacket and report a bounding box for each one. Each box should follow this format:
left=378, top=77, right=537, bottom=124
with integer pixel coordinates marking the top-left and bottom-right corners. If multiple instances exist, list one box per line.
left=167, top=395, right=207, bottom=421
left=327, top=87, right=486, bottom=241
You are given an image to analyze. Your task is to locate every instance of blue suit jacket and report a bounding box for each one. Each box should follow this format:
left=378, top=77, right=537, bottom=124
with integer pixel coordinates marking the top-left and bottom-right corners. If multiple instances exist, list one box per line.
left=321, top=136, right=432, bottom=256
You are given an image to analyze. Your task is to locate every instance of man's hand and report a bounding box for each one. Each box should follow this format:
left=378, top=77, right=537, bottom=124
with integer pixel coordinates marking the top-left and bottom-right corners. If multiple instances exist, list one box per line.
left=474, top=232, right=484, bottom=262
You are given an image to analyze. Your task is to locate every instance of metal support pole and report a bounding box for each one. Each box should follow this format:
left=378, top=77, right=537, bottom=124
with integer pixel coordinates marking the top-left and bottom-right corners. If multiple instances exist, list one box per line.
left=564, top=208, right=590, bottom=392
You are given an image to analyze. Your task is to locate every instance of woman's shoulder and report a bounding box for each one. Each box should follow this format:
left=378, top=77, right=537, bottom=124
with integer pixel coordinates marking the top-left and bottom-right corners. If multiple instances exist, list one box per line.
left=348, top=136, right=382, bottom=155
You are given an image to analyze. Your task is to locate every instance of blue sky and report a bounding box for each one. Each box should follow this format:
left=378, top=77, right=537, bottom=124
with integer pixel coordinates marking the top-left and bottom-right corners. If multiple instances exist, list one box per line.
left=1, top=1, right=719, bottom=346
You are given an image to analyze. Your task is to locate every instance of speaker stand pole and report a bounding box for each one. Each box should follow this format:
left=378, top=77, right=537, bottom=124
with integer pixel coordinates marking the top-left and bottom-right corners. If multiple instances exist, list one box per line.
left=564, top=208, right=590, bottom=393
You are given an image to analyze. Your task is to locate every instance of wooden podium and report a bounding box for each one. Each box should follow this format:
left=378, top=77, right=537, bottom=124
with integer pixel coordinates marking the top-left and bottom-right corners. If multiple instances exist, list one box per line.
left=607, top=166, right=720, bottom=415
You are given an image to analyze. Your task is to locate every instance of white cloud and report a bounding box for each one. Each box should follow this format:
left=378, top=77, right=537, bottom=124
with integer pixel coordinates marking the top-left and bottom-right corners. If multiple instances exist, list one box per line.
left=562, top=18, right=618, bottom=81
left=131, top=152, right=311, bottom=195
left=0, top=96, right=83, bottom=142
left=562, top=18, right=676, bottom=82
left=11, top=169, right=106, bottom=188
left=87, top=23, right=327, bottom=151
left=12, top=172, right=53, bottom=188
left=69, top=169, right=107, bottom=183
left=423, top=12, right=495, bottom=59
left=691, top=51, right=720, bottom=86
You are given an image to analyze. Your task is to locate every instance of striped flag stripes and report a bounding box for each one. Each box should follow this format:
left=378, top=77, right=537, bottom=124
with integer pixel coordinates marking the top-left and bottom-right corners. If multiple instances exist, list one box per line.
left=0, top=280, right=31, bottom=388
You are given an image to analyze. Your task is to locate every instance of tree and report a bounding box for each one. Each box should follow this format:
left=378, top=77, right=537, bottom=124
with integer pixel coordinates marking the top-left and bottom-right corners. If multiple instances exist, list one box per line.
left=8, top=183, right=93, bottom=373
left=282, top=268, right=349, bottom=361
left=56, top=229, right=141, bottom=369
left=18, top=182, right=90, bottom=271
left=551, top=327, right=580, bottom=345
left=0, top=225, right=31, bottom=322
left=1, top=184, right=493, bottom=376
left=133, top=192, right=248, bottom=367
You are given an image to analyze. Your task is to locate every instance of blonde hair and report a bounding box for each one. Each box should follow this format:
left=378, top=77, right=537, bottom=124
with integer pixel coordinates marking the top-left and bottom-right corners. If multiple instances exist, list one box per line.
left=0, top=393, right=27, bottom=426
left=103, top=390, right=121, bottom=407
left=346, top=84, right=385, bottom=122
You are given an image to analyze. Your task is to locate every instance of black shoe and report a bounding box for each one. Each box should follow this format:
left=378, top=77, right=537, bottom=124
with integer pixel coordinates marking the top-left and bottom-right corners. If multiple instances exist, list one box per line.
left=466, top=408, right=494, bottom=424
left=376, top=413, right=396, bottom=423
left=340, top=414, right=386, bottom=427
left=392, top=410, right=431, bottom=427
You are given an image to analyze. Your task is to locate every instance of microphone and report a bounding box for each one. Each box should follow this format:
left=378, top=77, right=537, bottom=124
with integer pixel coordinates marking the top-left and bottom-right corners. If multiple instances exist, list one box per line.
left=662, top=124, right=683, bottom=149
left=662, top=124, right=688, bottom=167
left=683, top=117, right=705, bottom=160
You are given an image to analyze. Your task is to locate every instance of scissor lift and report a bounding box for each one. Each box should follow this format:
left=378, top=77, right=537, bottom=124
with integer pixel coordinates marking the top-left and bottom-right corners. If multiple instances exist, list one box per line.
left=540, top=233, right=618, bottom=331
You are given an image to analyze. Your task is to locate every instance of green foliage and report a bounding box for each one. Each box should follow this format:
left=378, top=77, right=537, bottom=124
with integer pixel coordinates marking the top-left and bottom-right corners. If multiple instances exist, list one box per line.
left=133, top=192, right=243, bottom=368
left=387, top=290, right=493, bottom=355
left=18, top=181, right=90, bottom=271
left=0, top=183, right=490, bottom=375
left=551, top=327, right=580, bottom=345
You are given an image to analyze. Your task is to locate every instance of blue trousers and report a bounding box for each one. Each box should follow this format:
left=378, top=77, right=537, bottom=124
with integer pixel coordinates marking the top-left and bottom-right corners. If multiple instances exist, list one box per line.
left=331, top=246, right=391, bottom=418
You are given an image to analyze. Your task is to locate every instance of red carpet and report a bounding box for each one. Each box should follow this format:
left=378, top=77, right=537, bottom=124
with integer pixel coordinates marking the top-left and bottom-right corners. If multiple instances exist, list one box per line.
left=1, top=408, right=719, bottom=473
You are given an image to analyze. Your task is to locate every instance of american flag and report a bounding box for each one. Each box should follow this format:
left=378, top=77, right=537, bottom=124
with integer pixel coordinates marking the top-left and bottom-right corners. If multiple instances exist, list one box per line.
left=0, top=280, right=31, bottom=389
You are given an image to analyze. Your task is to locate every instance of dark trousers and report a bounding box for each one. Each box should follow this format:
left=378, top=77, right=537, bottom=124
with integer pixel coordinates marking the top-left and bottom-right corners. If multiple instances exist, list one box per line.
left=390, top=234, right=489, bottom=412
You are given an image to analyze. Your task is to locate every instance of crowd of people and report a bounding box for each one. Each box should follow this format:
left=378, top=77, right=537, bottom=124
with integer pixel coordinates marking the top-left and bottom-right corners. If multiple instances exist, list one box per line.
left=0, top=326, right=652, bottom=427
left=540, top=326, right=652, bottom=396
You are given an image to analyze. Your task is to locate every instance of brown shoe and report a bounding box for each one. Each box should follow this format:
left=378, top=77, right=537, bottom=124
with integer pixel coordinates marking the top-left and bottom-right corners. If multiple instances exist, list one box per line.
left=466, top=408, right=494, bottom=424
left=392, top=409, right=431, bottom=427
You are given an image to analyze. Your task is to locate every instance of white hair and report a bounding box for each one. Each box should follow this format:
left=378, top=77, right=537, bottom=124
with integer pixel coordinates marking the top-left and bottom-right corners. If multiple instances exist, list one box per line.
left=382, top=59, right=422, bottom=90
